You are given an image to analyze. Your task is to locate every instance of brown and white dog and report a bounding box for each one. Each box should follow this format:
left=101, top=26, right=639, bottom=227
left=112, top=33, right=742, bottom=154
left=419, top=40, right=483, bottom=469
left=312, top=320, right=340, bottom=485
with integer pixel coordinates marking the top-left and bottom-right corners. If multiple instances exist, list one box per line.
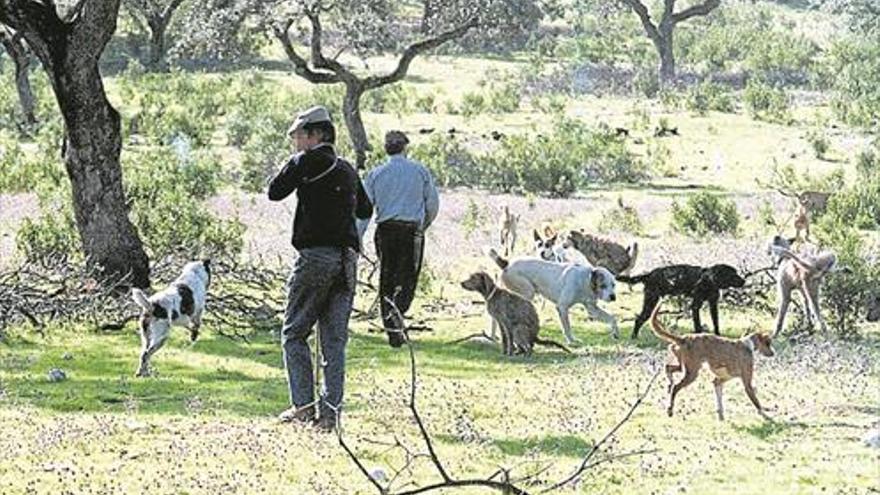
left=651, top=303, right=775, bottom=420
left=563, top=230, right=638, bottom=276
left=131, top=259, right=211, bottom=377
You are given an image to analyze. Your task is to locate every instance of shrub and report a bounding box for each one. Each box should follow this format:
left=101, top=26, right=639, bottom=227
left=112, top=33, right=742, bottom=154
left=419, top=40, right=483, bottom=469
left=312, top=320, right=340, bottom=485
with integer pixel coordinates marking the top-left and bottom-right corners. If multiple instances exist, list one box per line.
left=0, top=129, right=65, bottom=194
left=411, top=120, right=643, bottom=197
left=743, top=80, right=791, bottom=124
left=15, top=203, right=80, bottom=265
left=118, top=67, right=224, bottom=146
left=685, top=81, right=735, bottom=115
left=671, top=192, right=740, bottom=236
left=825, top=39, right=880, bottom=128
left=806, top=128, right=829, bottom=159
left=598, top=200, right=644, bottom=235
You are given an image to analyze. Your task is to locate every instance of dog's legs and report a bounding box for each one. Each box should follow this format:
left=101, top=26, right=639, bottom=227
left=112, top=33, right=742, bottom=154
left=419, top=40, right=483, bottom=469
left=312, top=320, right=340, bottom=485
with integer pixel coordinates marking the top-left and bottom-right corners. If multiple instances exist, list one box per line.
left=190, top=310, right=203, bottom=342
left=555, top=306, right=578, bottom=344
left=691, top=297, right=706, bottom=333
left=495, top=318, right=510, bottom=355
left=668, top=368, right=699, bottom=417
left=741, top=371, right=769, bottom=419
left=137, top=334, right=169, bottom=377
left=488, top=315, right=498, bottom=341
left=708, top=295, right=721, bottom=335
left=631, top=293, right=661, bottom=339
left=773, top=284, right=792, bottom=337
left=713, top=378, right=726, bottom=420
left=584, top=302, right=619, bottom=339
left=665, top=346, right=682, bottom=392
left=804, top=282, right=827, bottom=333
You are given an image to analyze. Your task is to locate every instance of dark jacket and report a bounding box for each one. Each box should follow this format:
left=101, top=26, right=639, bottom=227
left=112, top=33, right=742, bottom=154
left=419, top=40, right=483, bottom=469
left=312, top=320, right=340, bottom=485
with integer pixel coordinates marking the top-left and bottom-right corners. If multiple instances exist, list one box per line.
left=268, top=144, right=372, bottom=251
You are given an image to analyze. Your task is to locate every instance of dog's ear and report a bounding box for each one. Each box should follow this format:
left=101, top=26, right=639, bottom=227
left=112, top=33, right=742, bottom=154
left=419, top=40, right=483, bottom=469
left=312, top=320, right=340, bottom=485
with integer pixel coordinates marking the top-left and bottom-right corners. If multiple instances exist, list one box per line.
left=131, top=288, right=152, bottom=312
left=543, top=225, right=556, bottom=239
left=480, top=272, right=492, bottom=294
left=591, top=270, right=601, bottom=292
left=533, top=229, right=542, bottom=242
left=786, top=236, right=797, bottom=246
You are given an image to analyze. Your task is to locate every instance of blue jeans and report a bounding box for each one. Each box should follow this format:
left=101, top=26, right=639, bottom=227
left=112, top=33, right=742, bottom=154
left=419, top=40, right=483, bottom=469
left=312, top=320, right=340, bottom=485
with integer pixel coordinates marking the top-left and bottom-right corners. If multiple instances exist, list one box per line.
left=281, top=247, right=357, bottom=417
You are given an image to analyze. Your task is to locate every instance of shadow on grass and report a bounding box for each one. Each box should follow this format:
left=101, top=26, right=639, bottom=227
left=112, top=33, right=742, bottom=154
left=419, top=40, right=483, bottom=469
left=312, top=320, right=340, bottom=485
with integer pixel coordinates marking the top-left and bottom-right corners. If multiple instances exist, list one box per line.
left=733, top=419, right=808, bottom=440
left=490, top=435, right=593, bottom=458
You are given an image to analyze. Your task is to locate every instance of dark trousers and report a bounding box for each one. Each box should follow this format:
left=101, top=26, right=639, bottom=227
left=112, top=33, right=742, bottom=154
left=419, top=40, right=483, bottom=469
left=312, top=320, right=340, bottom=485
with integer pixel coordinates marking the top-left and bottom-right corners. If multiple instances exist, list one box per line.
left=375, top=220, right=424, bottom=347
left=281, top=247, right=357, bottom=418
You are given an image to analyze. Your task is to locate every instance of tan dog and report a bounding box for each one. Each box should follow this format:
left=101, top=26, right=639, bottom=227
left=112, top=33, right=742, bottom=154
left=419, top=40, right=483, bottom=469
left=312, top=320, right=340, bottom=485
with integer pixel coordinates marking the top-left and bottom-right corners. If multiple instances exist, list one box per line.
left=769, top=244, right=840, bottom=336
left=499, top=206, right=520, bottom=256
left=651, top=303, right=775, bottom=420
left=563, top=229, right=638, bottom=276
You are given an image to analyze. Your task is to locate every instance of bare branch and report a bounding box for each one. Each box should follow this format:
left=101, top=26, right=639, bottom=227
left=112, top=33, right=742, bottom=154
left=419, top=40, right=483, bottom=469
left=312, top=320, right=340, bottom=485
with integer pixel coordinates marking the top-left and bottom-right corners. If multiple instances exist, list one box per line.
left=618, top=0, right=663, bottom=44
left=671, top=0, right=721, bottom=23
left=364, top=18, right=479, bottom=90
left=272, top=18, right=340, bottom=84
left=540, top=369, right=661, bottom=493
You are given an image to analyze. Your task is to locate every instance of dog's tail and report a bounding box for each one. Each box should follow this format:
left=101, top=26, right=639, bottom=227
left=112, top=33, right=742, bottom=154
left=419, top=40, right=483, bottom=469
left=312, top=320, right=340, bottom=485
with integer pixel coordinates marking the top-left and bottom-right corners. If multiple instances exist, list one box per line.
left=650, top=302, right=683, bottom=345
left=534, top=337, right=572, bottom=354
left=488, top=248, right=509, bottom=270
left=615, top=271, right=648, bottom=285
left=771, top=246, right=842, bottom=276
left=623, top=242, right=639, bottom=274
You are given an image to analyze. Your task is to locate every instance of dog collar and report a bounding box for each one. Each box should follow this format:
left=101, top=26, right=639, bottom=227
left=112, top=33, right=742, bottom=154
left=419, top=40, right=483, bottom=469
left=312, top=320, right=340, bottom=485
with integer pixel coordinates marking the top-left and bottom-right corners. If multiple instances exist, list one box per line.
left=744, top=335, right=756, bottom=353
left=486, top=285, right=498, bottom=301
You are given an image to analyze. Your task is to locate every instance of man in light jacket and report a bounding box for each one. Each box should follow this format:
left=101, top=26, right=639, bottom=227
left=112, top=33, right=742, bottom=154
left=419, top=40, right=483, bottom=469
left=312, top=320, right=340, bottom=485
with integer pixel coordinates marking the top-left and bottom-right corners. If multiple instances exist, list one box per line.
left=359, top=130, right=439, bottom=348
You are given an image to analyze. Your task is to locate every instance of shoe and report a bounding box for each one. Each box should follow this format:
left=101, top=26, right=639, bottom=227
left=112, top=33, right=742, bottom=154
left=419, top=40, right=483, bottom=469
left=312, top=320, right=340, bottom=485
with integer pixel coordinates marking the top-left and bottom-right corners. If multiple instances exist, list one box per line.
left=277, top=405, right=316, bottom=424
left=316, top=413, right=338, bottom=433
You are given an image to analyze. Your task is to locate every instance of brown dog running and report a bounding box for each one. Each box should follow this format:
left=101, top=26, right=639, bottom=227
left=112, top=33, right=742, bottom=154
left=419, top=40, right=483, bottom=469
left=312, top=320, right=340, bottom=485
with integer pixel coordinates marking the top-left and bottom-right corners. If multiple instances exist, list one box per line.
left=650, top=302, right=775, bottom=420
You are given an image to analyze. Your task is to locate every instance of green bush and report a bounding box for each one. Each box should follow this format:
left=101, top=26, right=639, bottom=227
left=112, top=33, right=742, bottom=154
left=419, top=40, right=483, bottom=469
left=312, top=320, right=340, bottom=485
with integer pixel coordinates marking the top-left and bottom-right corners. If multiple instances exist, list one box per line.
left=411, top=120, right=644, bottom=197
left=806, top=128, right=830, bottom=159
left=825, top=39, right=880, bottom=128
left=598, top=200, right=644, bottom=235
left=118, top=67, right=224, bottom=146
left=677, top=7, right=817, bottom=83
left=814, top=218, right=880, bottom=337
left=743, top=80, right=791, bottom=124
left=0, top=129, right=65, bottom=194
left=15, top=203, right=80, bottom=265
left=671, top=192, right=740, bottom=236
left=684, top=81, right=735, bottom=115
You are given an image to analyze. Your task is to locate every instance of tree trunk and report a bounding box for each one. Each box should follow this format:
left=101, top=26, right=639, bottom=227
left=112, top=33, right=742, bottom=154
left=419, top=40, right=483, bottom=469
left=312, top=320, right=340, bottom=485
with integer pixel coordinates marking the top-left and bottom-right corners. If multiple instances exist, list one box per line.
left=0, top=31, right=36, bottom=125
left=343, top=82, right=370, bottom=169
left=657, top=25, right=675, bottom=85
left=48, top=48, right=151, bottom=287
left=146, top=16, right=168, bottom=71
left=420, top=0, right=435, bottom=34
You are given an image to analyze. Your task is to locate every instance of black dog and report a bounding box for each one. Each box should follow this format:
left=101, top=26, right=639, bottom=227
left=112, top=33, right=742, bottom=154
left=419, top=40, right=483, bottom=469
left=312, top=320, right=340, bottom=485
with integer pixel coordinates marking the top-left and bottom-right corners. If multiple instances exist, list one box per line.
left=617, top=264, right=745, bottom=339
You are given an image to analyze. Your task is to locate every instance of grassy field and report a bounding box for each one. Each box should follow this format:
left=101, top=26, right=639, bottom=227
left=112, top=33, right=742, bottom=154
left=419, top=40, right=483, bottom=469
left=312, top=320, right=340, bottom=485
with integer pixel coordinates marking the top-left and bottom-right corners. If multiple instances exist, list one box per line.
left=1, top=306, right=878, bottom=494
left=2, top=3, right=880, bottom=492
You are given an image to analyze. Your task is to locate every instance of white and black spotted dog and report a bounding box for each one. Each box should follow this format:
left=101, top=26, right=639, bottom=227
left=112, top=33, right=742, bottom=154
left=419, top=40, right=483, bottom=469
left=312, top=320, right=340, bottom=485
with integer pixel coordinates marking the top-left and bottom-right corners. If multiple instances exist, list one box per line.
left=130, top=260, right=211, bottom=377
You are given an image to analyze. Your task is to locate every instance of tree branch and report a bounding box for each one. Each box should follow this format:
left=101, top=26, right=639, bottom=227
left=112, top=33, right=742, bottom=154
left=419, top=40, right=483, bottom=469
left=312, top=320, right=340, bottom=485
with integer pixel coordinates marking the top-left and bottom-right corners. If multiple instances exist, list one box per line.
left=540, top=369, right=661, bottom=493
left=671, top=0, right=721, bottom=23
left=272, top=18, right=340, bottom=84
left=618, top=0, right=663, bottom=45
left=304, top=3, right=351, bottom=78
left=364, top=18, right=478, bottom=90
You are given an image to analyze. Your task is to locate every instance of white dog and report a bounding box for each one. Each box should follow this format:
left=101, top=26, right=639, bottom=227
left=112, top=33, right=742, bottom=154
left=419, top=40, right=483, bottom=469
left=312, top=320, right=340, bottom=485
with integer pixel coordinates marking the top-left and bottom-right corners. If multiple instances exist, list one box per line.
left=489, top=248, right=618, bottom=343
left=131, top=259, right=211, bottom=377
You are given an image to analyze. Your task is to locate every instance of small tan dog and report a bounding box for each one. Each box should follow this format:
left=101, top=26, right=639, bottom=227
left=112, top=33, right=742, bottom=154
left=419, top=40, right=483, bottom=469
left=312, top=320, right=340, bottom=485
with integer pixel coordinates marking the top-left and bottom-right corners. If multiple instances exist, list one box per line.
left=498, top=206, right=520, bottom=256
left=650, top=303, right=775, bottom=420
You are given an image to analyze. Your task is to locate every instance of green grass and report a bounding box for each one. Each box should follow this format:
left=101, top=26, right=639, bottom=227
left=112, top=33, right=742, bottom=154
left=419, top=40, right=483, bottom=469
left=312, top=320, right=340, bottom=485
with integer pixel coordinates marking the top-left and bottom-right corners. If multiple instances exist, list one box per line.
left=1, top=306, right=878, bottom=494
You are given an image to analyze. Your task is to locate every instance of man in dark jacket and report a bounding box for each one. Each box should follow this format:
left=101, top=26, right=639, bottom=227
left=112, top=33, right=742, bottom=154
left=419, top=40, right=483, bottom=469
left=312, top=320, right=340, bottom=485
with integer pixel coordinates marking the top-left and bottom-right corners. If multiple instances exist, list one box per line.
left=268, top=105, right=372, bottom=431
